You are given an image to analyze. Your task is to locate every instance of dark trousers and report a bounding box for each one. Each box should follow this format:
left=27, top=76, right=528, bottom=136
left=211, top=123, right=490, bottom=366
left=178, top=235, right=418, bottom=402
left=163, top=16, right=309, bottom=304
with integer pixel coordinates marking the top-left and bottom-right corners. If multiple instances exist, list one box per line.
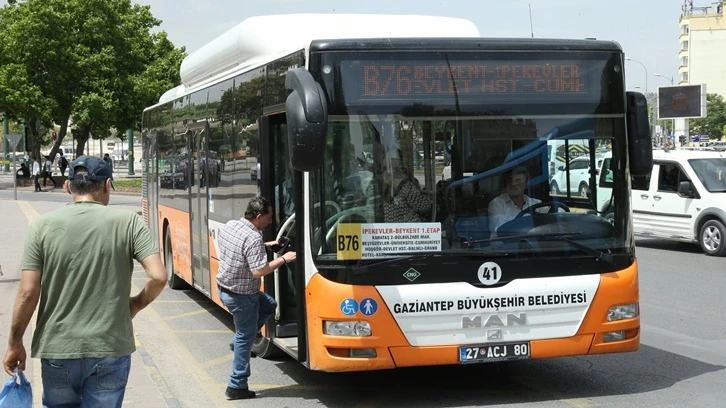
left=34, top=174, right=41, bottom=191
left=43, top=171, right=57, bottom=187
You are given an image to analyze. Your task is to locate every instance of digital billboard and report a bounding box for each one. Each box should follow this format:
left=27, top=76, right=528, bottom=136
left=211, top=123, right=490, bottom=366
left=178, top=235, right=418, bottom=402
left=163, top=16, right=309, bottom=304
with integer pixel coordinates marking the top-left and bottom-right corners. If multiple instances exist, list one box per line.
left=657, top=84, right=706, bottom=119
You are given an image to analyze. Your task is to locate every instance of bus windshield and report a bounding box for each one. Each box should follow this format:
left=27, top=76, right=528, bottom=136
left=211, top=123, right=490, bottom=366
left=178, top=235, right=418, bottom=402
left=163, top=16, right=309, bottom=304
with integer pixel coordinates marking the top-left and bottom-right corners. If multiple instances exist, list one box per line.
left=310, top=49, right=629, bottom=264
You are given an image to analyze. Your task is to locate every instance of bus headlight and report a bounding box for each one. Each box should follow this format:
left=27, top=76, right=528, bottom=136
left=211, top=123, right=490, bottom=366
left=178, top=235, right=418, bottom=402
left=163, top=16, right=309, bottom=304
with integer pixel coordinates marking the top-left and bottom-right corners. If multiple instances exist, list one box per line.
left=607, top=303, right=639, bottom=321
left=324, top=321, right=372, bottom=337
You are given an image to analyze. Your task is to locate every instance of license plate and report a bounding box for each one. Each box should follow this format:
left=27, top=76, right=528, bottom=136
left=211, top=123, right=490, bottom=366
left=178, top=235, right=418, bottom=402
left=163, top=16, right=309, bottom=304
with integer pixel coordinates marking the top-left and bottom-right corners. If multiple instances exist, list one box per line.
left=459, top=342, right=530, bottom=364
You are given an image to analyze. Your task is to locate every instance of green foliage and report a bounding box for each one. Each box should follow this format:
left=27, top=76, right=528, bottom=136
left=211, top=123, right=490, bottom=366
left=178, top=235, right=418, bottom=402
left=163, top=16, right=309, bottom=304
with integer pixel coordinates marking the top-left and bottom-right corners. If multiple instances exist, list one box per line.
left=690, top=93, right=726, bottom=140
left=111, top=178, right=142, bottom=188
left=0, top=0, right=186, bottom=156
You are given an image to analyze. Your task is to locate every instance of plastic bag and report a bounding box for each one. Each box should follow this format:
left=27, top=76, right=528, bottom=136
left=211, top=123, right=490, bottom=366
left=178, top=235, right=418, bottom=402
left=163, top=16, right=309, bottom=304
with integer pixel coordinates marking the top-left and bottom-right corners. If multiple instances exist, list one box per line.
left=0, top=369, right=32, bottom=408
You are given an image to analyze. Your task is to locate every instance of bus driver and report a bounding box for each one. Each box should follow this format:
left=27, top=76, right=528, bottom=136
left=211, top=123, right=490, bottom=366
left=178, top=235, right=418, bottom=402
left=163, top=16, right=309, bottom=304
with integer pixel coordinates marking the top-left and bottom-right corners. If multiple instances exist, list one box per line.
left=488, top=167, right=542, bottom=237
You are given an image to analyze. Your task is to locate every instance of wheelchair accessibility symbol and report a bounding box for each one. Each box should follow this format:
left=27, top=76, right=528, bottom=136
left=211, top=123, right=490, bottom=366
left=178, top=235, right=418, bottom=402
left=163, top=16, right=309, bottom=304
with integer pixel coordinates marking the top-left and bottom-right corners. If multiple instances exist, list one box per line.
left=340, top=298, right=359, bottom=316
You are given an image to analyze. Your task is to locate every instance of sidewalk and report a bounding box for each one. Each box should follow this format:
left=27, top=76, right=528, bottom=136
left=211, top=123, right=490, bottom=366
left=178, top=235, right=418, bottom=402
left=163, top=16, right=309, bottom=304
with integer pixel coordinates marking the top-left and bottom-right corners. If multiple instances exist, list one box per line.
left=0, top=198, right=167, bottom=407
left=0, top=174, right=141, bottom=197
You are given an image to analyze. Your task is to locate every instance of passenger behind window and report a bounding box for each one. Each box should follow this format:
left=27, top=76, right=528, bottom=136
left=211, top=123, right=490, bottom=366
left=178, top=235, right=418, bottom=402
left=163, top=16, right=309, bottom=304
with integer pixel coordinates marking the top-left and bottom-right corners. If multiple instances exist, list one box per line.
left=658, top=167, right=679, bottom=192
left=367, top=162, right=433, bottom=223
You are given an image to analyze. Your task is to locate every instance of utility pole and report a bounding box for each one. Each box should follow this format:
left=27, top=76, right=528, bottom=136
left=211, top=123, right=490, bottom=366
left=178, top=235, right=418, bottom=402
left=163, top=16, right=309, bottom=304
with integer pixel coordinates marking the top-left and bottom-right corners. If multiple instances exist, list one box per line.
left=2, top=114, right=9, bottom=173
left=127, top=128, right=134, bottom=175
left=654, top=74, right=676, bottom=143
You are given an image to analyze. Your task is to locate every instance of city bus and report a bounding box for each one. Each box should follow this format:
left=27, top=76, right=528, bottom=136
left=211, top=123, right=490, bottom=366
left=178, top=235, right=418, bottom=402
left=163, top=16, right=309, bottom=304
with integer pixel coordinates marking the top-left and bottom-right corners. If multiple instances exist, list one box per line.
left=141, top=14, right=652, bottom=372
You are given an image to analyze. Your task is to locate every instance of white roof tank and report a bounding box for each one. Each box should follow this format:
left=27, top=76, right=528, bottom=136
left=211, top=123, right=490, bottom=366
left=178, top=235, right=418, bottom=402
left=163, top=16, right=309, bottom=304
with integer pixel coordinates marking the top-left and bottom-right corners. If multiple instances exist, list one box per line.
left=170, top=14, right=480, bottom=102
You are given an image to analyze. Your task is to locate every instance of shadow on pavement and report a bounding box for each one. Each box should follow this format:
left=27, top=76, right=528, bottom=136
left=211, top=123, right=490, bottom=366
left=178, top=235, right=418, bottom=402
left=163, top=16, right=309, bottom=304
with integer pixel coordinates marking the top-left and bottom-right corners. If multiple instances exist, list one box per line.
left=156, top=274, right=724, bottom=406
left=635, top=238, right=703, bottom=255
left=258, top=344, right=724, bottom=406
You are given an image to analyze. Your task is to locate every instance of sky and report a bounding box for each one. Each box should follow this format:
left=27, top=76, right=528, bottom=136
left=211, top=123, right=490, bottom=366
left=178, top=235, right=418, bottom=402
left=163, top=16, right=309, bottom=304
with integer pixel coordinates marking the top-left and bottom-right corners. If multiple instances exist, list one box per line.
left=132, top=0, right=692, bottom=94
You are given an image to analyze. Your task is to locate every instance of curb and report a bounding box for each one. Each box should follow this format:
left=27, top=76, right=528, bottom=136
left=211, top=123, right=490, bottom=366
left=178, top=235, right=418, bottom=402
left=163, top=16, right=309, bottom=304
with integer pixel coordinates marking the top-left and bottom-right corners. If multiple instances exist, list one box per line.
left=0, top=185, right=141, bottom=197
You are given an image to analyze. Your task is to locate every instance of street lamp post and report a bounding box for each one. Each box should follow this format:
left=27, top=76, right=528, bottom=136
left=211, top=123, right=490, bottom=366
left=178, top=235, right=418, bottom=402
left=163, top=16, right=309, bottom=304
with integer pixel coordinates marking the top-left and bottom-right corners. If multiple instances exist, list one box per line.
left=625, top=58, right=653, bottom=140
left=625, top=57, right=648, bottom=93
left=654, top=74, right=676, bottom=144
left=653, top=74, right=674, bottom=85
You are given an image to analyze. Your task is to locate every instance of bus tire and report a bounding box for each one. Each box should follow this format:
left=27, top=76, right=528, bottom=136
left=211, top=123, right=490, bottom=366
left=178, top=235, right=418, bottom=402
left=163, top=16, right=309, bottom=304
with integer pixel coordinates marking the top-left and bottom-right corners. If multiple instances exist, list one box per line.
left=165, top=226, right=189, bottom=290
left=699, top=219, right=726, bottom=257
left=252, top=332, right=284, bottom=359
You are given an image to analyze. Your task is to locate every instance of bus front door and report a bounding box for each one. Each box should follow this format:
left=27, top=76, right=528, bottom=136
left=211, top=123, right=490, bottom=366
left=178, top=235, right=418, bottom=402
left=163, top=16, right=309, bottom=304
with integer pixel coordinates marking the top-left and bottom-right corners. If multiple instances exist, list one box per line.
left=190, top=123, right=211, bottom=296
left=262, top=112, right=299, bottom=332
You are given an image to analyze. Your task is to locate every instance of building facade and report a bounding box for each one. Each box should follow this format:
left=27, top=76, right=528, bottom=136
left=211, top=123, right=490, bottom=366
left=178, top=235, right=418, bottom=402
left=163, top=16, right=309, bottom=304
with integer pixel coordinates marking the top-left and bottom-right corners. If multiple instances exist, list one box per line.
left=679, top=0, right=726, bottom=95
left=673, top=0, right=725, bottom=139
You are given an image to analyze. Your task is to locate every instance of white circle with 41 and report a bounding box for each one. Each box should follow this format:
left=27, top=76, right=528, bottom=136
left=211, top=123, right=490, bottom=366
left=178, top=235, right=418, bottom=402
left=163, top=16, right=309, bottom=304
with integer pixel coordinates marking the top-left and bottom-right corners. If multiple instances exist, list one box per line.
left=477, top=262, right=502, bottom=285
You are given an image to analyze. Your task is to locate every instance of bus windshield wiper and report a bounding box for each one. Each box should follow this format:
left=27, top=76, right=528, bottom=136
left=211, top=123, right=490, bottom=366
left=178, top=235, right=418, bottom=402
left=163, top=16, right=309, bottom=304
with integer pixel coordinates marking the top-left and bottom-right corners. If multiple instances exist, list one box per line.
left=466, top=232, right=615, bottom=265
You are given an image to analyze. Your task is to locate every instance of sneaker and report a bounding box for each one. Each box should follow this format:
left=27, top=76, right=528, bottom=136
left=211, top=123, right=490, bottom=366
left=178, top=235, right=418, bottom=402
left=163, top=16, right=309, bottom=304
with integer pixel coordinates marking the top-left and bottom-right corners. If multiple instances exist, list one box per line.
left=225, top=386, right=256, bottom=400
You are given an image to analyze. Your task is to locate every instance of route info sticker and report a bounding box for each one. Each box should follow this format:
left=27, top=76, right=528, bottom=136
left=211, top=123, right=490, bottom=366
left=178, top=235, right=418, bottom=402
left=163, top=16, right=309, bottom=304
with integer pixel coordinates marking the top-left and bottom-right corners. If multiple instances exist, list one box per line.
left=336, top=223, right=442, bottom=260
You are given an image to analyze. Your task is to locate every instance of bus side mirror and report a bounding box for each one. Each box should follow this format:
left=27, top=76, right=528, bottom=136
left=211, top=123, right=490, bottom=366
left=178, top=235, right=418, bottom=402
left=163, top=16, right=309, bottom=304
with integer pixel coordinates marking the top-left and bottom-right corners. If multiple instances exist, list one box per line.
left=285, top=68, right=328, bottom=172
left=626, top=91, right=653, bottom=176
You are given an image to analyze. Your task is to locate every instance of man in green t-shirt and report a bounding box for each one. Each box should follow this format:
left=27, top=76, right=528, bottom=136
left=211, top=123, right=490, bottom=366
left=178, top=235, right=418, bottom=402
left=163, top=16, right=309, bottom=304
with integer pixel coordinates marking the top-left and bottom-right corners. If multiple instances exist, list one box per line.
left=3, top=155, right=167, bottom=407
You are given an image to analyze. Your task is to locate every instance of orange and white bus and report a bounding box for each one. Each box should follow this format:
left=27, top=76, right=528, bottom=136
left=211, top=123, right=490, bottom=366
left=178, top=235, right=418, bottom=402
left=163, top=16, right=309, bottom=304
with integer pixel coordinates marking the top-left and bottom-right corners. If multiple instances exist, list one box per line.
left=141, top=14, right=653, bottom=371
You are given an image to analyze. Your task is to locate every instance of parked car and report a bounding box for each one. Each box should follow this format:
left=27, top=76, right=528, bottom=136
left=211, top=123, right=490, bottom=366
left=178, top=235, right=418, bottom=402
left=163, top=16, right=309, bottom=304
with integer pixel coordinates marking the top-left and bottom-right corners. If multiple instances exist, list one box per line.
left=550, top=155, right=606, bottom=197
left=632, top=149, right=726, bottom=256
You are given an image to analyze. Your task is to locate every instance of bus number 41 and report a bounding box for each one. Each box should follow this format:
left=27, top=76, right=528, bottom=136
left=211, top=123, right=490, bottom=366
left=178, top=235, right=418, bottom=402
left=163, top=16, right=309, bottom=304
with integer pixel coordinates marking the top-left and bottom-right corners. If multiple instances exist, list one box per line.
left=338, top=235, right=360, bottom=251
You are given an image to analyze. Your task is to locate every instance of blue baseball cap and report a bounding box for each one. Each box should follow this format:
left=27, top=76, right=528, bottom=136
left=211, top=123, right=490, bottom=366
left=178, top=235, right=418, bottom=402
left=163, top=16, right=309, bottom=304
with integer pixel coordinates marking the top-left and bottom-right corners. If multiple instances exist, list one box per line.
left=68, top=155, right=115, bottom=190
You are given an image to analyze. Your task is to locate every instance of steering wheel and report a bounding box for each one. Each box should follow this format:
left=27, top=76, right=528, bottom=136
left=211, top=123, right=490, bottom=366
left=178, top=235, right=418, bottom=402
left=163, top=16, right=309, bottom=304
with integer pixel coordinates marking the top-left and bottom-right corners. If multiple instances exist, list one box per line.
left=514, top=201, right=570, bottom=219
left=318, top=200, right=342, bottom=214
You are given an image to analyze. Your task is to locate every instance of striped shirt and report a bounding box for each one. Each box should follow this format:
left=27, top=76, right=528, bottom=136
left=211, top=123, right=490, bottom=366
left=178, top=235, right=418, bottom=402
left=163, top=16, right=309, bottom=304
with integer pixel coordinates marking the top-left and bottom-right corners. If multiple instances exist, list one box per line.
left=216, top=218, right=267, bottom=295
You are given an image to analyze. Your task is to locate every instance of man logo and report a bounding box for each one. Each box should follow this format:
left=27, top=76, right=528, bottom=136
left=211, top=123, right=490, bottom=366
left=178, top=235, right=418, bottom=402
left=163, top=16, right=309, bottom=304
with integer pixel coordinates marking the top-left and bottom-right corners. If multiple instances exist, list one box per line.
left=461, top=313, right=527, bottom=329
left=487, top=329, right=503, bottom=340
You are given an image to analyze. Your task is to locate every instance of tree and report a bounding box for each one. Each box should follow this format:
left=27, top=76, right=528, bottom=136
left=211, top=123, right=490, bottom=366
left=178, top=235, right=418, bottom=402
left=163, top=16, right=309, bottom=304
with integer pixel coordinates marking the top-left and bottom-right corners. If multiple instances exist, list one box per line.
left=690, top=93, right=726, bottom=140
left=0, top=0, right=185, bottom=158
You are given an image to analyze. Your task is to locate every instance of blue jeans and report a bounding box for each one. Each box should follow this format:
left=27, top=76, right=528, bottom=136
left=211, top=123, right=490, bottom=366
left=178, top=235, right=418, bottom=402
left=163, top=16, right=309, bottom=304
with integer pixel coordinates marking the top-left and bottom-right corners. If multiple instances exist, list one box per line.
left=40, top=355, right=131, bottom=408
left=218, top=290, right=277, bottom=389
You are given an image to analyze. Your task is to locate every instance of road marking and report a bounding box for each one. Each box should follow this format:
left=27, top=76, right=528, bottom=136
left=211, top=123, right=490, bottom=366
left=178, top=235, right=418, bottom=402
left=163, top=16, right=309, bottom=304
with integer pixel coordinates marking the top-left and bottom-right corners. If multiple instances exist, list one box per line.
left=14, top=200, right=43, bottom=405
left=201, top=354, right=234, bottom=369
left=131, top=282, right=228, bottom=406
left=226, top=383, right=348, bottom=391
left=162, top=309, right=213, bottom=321
left=16, top=200, right=40, bottom=221
left=174, top=330, right=231, bottom=334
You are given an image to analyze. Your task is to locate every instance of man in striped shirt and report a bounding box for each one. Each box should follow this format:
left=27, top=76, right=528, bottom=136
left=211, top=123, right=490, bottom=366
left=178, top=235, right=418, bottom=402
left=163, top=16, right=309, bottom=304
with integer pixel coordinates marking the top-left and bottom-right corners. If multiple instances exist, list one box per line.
left=216, top=196, right=296, bottom=400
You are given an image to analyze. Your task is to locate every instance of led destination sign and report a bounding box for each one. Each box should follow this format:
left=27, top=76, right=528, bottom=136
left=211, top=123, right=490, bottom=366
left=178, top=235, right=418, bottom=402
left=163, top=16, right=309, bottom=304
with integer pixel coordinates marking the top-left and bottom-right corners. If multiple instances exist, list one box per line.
left=341, top=59, right=606, bottom=104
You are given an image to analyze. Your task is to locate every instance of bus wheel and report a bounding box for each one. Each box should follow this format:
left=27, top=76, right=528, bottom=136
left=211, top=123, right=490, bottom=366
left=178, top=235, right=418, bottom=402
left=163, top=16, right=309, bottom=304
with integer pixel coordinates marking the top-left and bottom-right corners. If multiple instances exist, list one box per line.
left=165, top=226, right=189, bottom=290
left=699, top=219, right=726, bottom=256
left=252, top=331, right=284, bottom=358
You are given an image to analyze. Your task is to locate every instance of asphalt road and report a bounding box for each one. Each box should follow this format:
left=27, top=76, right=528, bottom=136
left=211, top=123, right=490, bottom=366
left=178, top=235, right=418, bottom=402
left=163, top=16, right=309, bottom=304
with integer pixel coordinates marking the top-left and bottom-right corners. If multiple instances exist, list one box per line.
left=135, top=237, right=726, bottom=408
left=1, top=189, right=724, bottom=407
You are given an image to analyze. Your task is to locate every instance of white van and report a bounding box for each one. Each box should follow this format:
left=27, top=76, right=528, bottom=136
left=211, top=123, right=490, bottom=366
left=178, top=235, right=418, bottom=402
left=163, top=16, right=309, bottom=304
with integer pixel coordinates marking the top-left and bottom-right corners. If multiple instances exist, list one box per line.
left=631, top=149, right=726, bottom=256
